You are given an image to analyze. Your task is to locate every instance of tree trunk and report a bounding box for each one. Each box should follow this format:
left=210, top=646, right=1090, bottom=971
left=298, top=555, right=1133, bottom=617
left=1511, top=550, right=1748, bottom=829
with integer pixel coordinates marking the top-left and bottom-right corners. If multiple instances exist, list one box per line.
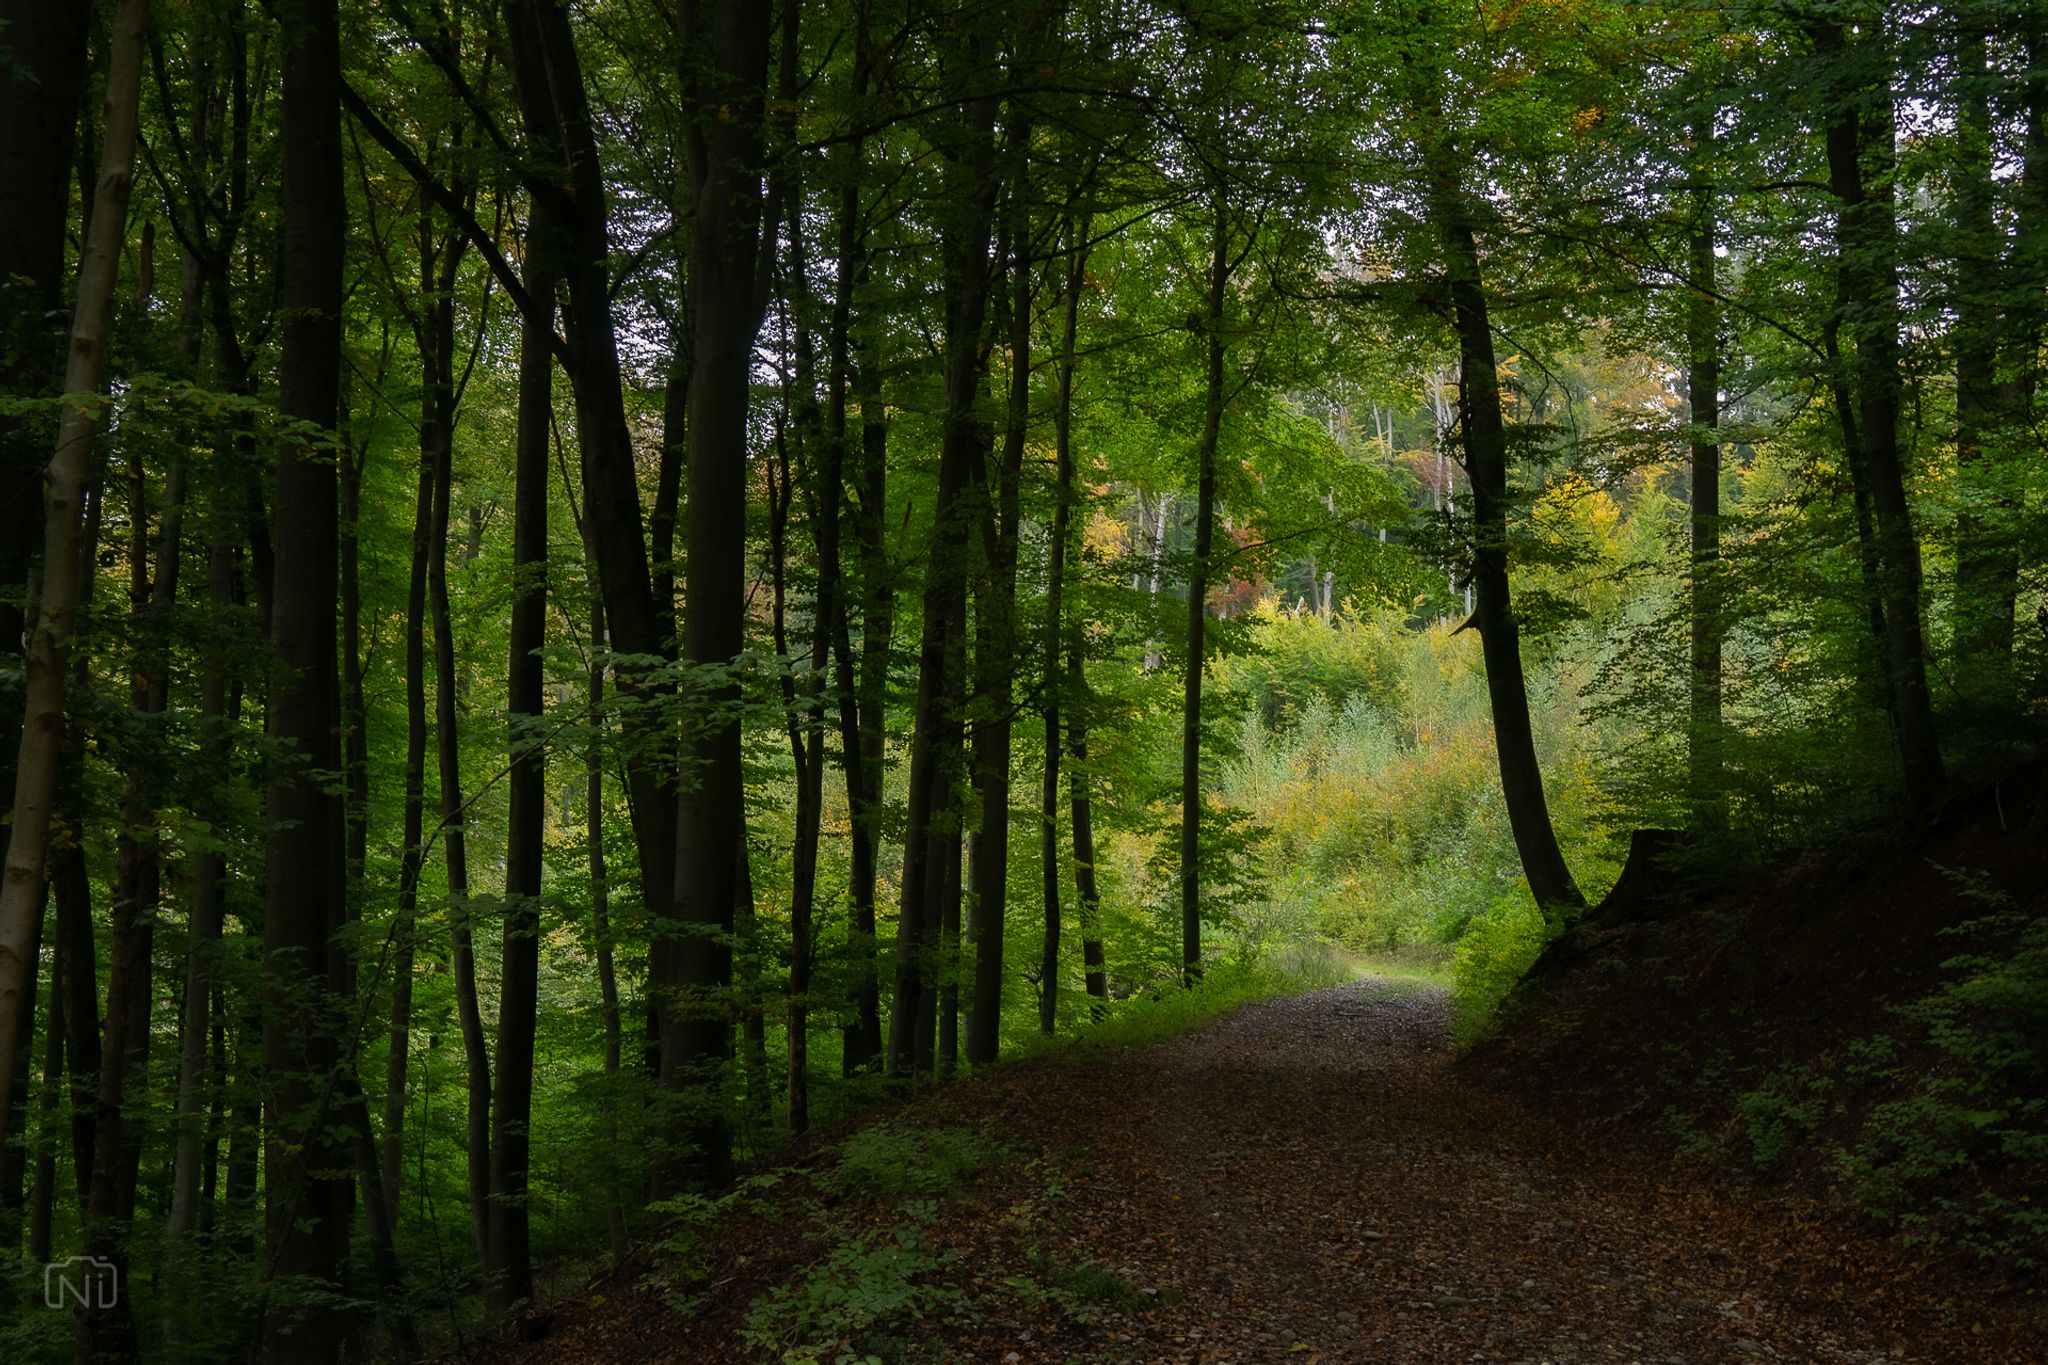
left=890, top=58, right=999, bottom=1079
left=427, top=249, right=493, bottom=1273
left=1815, top=19, right=1945, bottom=811
left=1070, top=648, right=1109, bottom=1016
left=0, top=0, right=91, bottom=795
left=781, top=184, right=829, bottom=1138
left=1951, top=22, right=2016, bottom=713
left=1041, top=221, right=1088, bottom=1036
left=582, top=541, right=628, bottom=1258
left=837, top=351, right=891, bottom=1074
left=768, top=403, right=813, bottom=1129
left=91, top=252, right=189, bottom=1352
left=488, top=194, right=560, bottom=1316
left=941, top=831, right=963, bottom=1079
left=968, top=125, right=1031, bottom=1066
left=258, top=0, right=351, bottom=1355
left=663, top=0, right=773, bottom=1185
left=502, top=0, right=676, bottom=994
left=341, top=396, right=370, bottom=914
left=1180, top=195, right=1228, bottom=984
left=166, top=392, right=244, bottom=1293
left=823, top=14, right=885, bottom=1080
left=735, top=833, right=770, bottom=1137
left=382, top=421, right=434, bottom=1229
left=0, top=0, right=150, bottom=1182
left=1686, top=112, right=1724, bottom=833
left=1429, top=166, right=1583, bottom=911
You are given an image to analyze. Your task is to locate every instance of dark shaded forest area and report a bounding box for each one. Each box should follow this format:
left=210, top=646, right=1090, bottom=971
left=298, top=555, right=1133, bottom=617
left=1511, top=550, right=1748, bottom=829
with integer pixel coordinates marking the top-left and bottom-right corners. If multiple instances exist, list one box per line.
left=1, top=0, right=2045, bottom=1359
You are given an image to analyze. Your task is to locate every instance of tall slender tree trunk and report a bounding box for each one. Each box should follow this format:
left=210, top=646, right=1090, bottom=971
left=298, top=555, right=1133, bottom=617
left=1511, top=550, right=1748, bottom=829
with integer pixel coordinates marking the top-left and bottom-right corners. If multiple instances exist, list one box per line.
left=489, top=196, right=560, bottom=1316
left=1815, top=19, right=1945, bottom=811
left=166, top=465, right=239, bottom=1287
left=1040, top=224, right=1087, bottom=1036
left=1951, top=23, right=2015, bottom=713
left=428, top=279, right=493, bottom=1274
left=824, top=11, right=885, bottom=1079
left=663, top=0, right=773, bottom=1187
left=782, top=188, right=829, bottom=1137
left=1180, top=194, right=1229, bottom=984
left=1069, top=649, right=1108, bottom=1016
left=0, top=0, right=151, bottom=1183
left=838, top=353, right=891, bottom=1074
left=86, top=267, right=194, bottom=1360
left=1686, top=112, right=1724, bottom=833
left=258, top=0, right=351, bottom=1355
left=341, top=390, right=371, bottom=911
left=502, top=0, right=676, bottom=1007
left=940, top=832, right=963, bottom=1079
left=581, top=538, right=627, bottom=1258
left=968, top=129, right=1031, bottom=1066
left=769, top=407, right=814, bottom=1124
left=890, top=63, right=999, bottom=1077
left=382, top=433, right=434, bottom=1227
left=162, top=61, right=259, bottom=1249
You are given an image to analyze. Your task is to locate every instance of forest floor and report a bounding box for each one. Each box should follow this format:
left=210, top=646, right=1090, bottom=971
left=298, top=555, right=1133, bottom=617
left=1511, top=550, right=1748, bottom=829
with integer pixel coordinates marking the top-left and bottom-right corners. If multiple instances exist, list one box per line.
left=481, top=976, right=2046, bottom=1364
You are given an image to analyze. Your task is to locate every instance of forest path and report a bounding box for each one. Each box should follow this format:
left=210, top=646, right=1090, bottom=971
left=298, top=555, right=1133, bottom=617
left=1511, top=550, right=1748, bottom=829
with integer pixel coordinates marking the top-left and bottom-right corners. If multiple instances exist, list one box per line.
left=501, top=976, right=2041, bottom=1363
left=936, top=975, right=2031, bottom=1364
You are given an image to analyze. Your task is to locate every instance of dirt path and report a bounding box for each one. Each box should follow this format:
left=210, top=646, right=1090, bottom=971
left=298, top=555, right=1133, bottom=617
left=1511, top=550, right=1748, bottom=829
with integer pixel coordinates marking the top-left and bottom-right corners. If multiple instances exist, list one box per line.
left=1030, top=976, right=2018, bottom=1363
left=500, top=977, right=2045, bottom=1363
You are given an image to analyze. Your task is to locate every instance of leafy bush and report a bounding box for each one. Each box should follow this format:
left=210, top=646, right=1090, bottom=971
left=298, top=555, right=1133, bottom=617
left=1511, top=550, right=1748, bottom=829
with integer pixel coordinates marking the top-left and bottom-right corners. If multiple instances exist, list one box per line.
left=1734, top=1075, right=1828, bottom=1175
left=1836, top=892, right=2048, bottom=1267
left=1450, top=894, right=1551, bottom=1041
left=742, top=1222, right=964, bottom=1363
left=644, top=1172, right=789, bottom=1302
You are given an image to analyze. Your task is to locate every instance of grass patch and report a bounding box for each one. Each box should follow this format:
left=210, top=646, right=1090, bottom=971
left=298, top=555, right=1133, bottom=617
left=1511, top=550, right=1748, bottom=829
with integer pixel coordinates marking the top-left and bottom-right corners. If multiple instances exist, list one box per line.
left=835, top=1122, right=1010, bottom=1202
left=1009, top=952, right=1356, bottom=1063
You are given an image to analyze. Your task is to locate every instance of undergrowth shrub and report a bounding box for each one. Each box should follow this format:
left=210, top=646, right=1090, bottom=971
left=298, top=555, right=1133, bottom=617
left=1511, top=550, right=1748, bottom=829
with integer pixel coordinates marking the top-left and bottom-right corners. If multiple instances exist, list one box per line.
left=742, top=1220, right=964, bottom=1364
left=835, top=1124, right=1008, bottom=1202
left=1217, top=604, right=1613, bottom=1018
left=1450, top=893, right=1552, bottom=1041
left=1835, top=876, right=2048, bottom=1268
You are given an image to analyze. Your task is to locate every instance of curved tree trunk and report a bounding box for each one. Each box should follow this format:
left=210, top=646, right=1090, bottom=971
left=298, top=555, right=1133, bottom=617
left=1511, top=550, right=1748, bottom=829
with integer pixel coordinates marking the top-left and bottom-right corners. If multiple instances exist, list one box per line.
left=1427, top=162, right=1582, bottom=911
left=0, top=0, right=151, bottom=1195
left=0, top=0, right=91, bottom=802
